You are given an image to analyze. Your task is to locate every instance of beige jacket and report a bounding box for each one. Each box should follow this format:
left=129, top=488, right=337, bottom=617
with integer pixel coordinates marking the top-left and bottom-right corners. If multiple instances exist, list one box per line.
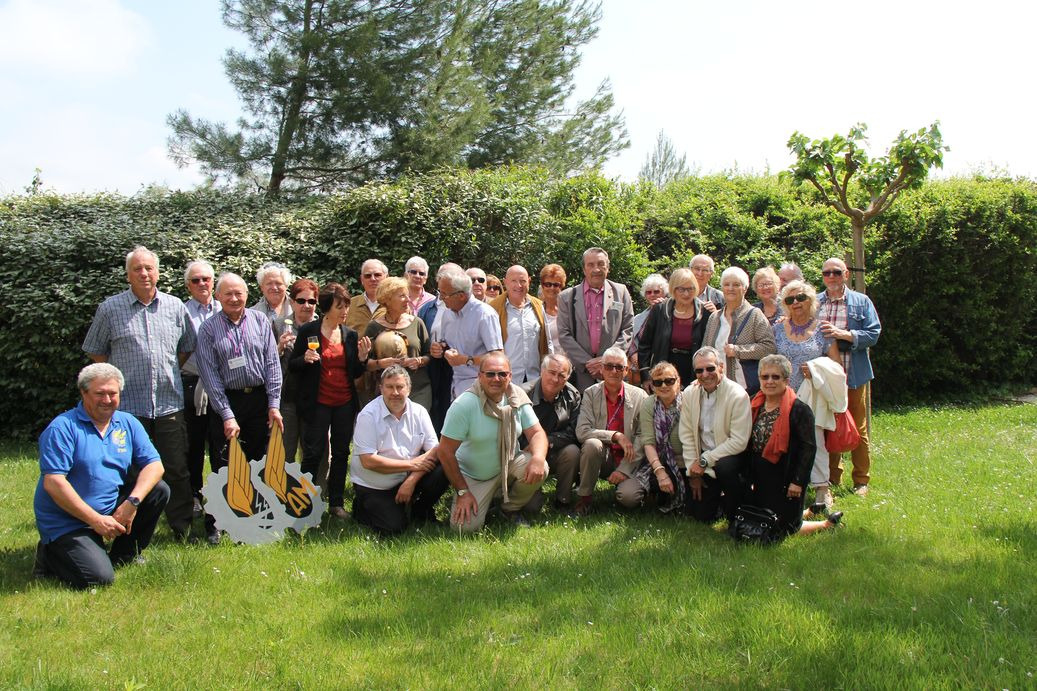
left=576, top=381, right=648, bottom=476
left=677, top=378, right=751, bottom=478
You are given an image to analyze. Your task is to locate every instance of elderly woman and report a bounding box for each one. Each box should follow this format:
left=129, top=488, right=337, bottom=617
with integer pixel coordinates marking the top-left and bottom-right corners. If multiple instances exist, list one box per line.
left=485, top=274, right=503, bottom=301
left=364, top=276, right=433, bottom=410
left=539, top=263, right=567, bottom=355
left=775, top=279, right=842, bottom=510
left=273, top=278, right=319, bottom=462
left=289, top=282, right=371, bottom=519
left=751, top=266, right=782, bottom=325
left=630, top=274, right=668, bottom=355
left=637, top=268, right=707, bottom=389
left=616, top=362, right=688, bottom=513
left=702, top=267, right=776, bottom=396
left=743, top=354, right=842, bottom=540
left=252, top=262, right=293, bottom=322
left=404, top=256, right=436, bottom=315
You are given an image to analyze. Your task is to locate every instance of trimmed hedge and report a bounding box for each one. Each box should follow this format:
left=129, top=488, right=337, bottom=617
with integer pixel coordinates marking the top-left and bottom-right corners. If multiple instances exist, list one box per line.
left=1, top=169, right=1034, bottom=436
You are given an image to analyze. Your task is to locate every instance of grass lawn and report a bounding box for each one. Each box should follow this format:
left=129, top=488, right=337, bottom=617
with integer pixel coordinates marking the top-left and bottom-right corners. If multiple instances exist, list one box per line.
left=1, top=403, right=1034, bottom=689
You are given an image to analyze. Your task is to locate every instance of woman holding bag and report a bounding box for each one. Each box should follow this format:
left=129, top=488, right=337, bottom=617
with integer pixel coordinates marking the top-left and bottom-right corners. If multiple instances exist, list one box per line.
left=702, top=266, right=775, bottom=396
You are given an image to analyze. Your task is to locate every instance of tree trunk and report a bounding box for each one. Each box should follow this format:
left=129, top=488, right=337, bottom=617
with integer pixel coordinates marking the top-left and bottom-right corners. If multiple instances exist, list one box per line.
left=266, top=0, right=315, bottom=198
left=851, top=218, right=867, bottom=294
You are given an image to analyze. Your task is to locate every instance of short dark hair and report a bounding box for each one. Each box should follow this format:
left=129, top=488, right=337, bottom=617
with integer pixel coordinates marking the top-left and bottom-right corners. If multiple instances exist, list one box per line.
left=318, top=282, right=349, bottom=313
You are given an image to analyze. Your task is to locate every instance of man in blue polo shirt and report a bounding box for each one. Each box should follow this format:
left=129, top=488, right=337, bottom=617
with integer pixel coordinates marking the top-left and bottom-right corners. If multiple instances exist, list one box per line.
left=33, top=364, right=169, bottom=589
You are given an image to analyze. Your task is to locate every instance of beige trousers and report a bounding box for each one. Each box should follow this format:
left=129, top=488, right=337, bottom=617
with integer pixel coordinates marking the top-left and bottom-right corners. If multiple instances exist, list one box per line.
left=450, top=451, right=545, bottom=533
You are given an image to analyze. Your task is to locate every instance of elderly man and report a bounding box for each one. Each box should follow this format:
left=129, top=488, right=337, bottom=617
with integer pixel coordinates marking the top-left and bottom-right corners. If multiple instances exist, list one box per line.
left=689, top=254, right=724, bottom=314
left=429, top=269, right=504, bottom=398
left=818, top=257, right=882, bottom=496
left=404, top=256, right=436, bottom=314
left=181, top=260, right=221, bottom=517
left=573, top=347, right=648, bottom=515
left=252, top=262, right=294, bottom=323
left=466, top=267, right=488, bottom=302
left=522, top=353, right=582, bottom=510
left=350, top=366, right=449, bottom=534
left=196, top=272, right=283, bottom=544
left=346, top=258, right=388, bottom=405
left=82, top=246, right=195, bottom=540
left=556, top=247, right=634, bottom=392
left=439, top=353, right=549, bottom=531
left=489, top=265, right=552, bottom=384
left=33, top=364, right=169, bottom=589
left=778, top=262, right=804, bottom=289
left=418, top=263, right=464, bottom=433
left=679, top=346, right=750, bottom=525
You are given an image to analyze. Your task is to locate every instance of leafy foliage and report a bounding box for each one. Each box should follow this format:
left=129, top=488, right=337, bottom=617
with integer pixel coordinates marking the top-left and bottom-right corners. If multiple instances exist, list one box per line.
left=638, top=130, right=690, bottom=188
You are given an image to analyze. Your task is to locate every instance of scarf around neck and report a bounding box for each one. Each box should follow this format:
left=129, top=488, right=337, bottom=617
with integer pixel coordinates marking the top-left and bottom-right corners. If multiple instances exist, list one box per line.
left=750, top=386, right=796, bottom=464
left=468, top=379, right=532, bottom=502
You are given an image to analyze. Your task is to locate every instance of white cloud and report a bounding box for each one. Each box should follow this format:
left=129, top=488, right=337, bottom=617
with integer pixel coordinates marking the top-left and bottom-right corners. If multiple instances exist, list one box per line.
left=0, top=0, right=153, bottom=79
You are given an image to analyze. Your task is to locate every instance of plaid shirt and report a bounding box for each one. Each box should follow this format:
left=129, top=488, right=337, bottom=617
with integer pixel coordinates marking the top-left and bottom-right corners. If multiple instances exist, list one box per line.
left=821, top=292, right=851, bottom=374
left=82, top=289, right=196, bottom=418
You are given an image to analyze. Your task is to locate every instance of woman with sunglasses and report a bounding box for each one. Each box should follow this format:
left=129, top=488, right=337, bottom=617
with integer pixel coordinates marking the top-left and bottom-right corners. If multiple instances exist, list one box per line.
left=404, top=256, right=436, bottom=315
left=637, top=268, right=708, bottom=391
left=272, top=279, right=320, bottom=463
left=622, top=362, right=689, bottom=513
left=775, top=279, right=841, bottom=510
left=485, top=274, right=503, bottom=300
left=743, top=354, right=842, bottom=541
left=364, top=276, right=433, bottom=410
left=538, top=264, right=567, bottom=356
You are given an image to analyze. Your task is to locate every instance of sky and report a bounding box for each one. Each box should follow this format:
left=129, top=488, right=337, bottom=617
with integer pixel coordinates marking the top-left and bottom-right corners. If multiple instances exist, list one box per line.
left=2, top=0, right=1035, bottom=195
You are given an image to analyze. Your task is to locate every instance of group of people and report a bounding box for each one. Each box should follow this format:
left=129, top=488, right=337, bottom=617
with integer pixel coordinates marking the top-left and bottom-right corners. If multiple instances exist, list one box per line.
left=33, top=244, right=880, bottom=589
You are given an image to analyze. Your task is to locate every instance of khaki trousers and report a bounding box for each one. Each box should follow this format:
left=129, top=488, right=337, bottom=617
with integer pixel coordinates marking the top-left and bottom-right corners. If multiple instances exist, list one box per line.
left=450, top=451, right=544, bottom=533
left=829, top=382, right=871, bottom=487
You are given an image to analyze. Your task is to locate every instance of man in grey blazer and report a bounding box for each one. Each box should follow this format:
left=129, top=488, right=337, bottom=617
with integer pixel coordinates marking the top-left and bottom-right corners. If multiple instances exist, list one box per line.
left=556, top=247, right=634, bottom=392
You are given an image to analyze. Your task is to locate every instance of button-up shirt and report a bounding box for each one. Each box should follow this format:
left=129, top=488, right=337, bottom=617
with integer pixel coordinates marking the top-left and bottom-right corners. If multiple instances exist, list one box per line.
left=440, top=297, right=504, bottom=396
left=196, top=308, right=282, bottom=420
left=82, top=289, right=196, bottom=419
left=182, top=297, right=221, bottom=374
left=350, top=397, right=437, bottom=490
left=582, top=282, right=605, bottom=356
left=700, top=389, right=718, bottom=453
left=504, top=298, right=545, bottom=383
left=822, top=289, right=851, bottom=374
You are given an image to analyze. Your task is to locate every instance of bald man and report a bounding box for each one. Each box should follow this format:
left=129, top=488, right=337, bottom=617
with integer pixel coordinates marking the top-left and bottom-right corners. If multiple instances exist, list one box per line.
left=489, top=265, right=553, bottom=384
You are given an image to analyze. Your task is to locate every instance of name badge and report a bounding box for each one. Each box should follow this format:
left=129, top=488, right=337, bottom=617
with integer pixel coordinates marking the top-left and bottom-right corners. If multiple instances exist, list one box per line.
left=228, top=356, right=246, bottom=370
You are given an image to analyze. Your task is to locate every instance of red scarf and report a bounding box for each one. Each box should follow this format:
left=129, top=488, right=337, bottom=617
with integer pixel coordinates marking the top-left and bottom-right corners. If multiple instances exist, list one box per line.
left=750, top=386, right=796, bottom=464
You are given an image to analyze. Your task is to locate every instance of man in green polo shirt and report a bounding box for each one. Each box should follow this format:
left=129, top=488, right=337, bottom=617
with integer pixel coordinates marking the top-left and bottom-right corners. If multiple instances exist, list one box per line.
left=438, top=353, right=549, bottom=531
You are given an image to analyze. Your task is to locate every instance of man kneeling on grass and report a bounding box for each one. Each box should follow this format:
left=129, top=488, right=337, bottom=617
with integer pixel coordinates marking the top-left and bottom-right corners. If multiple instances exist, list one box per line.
left=33, top=364, right=169, bottom=590
left=438, top=353, right=550, bottom=531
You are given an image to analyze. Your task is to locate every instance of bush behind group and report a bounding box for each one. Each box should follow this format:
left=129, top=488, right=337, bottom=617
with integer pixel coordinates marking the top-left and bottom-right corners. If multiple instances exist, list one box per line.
left=2, top=168, right=1034, bottom=437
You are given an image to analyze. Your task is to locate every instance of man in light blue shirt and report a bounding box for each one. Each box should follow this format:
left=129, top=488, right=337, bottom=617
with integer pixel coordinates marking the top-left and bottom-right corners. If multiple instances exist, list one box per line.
left=429, top=269, right=504, bottom=398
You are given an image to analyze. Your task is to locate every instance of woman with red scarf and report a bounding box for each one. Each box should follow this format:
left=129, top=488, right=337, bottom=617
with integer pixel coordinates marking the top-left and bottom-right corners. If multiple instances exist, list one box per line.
left=746, top=354, right=842, bottom=538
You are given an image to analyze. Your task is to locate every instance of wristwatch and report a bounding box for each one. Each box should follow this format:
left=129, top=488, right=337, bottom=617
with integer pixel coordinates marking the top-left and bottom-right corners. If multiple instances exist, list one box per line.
left=466, top=357, right=474, bottom=367
left=126, top=496, right=141, bottom=507
left=455, top=488, right=470, bottom=497
left=698, top=455, right=709, bottom=469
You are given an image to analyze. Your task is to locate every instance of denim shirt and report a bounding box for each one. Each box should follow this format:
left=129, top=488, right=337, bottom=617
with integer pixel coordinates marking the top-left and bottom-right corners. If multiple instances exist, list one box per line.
left=818, top=288, right=881, bottom=389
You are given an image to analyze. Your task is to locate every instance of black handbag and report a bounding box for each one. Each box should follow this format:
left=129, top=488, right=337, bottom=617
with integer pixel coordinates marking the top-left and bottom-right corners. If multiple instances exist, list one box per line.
left=731, top=504, right=781, bottom=545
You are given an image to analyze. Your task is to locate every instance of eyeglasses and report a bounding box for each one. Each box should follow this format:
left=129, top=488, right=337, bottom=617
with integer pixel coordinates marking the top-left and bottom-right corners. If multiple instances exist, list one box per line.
left=541, top=281, right=563, bottom=289
left=189, top=277, right=212, bottom=284
left=822, top=269, right=843, bottom=277
left=481, top=370, right=510, bottom=379
left=603, top=362, right=627, bottom=372
left=362, top=272, right=385, bottom=279
left=644, top=288, right=664, bottom=296
left=760, top=373, right=784, bottom=381
left=673, top=286, right=696, bottom=294
left=437, top=290, right=464, bottom=299
left=406, top=269, right=427, bottom=276
left=783, top=293, right=809, bottom=305
left=756, top=281, right=775, bottom=289
left=471, top=276, right=486, bottom=284
left=486, top=285, right=502, bottom=292
left=294, top=298, right=318, bottom=305
left=694, top=365, right=718, bottom=375
left=651, top=377, right=678, bottom=387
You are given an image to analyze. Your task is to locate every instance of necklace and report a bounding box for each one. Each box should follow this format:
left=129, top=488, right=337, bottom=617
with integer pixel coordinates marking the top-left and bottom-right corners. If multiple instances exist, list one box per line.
left=789, top=317, right=813, bottom=337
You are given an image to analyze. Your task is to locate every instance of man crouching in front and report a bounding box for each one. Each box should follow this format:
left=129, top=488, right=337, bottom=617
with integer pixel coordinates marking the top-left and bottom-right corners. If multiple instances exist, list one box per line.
left=33, top=363, right=169, bottom=589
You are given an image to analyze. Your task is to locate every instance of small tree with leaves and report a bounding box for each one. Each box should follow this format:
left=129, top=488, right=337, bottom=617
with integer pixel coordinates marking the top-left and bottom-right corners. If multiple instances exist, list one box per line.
left=638, top=130, right=690, bottom=188
left=786, top=122, right=948, bottom=292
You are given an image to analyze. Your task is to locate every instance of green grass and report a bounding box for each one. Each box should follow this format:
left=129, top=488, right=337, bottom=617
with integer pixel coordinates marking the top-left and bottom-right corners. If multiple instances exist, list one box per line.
left=1, top=403, right=1035, bottom=689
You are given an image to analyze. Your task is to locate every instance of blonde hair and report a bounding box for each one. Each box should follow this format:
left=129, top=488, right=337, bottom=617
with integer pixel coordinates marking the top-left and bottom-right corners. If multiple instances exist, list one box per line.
left=375, top=276, right=408, bottom=306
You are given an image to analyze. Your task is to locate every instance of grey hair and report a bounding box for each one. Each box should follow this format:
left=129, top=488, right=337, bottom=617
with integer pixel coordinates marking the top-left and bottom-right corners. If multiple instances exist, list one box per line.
left=215, top=271, right=246, bottom=294
left=361, top=258, right=389, bottom=275
left=601, top=345, right=628, bottom=366
left=125, top=246, right=159, bottom=273
left=255, top=262, right=293, bottom=287
left=380, top=365, right=412, bottom=385
left=779, top=262, right=804, bottom=280
left=540, top=352, right=573, bottom=376
left=78, top=363, right=125, bottom=392
left=720, top=266, right=749, bottom=289
left=778, top=279, right=819, bottom=318
left=693, top=346, right=722, bottom=365
left=441, top=270, right=472, bottom=296
left=436, top=262, right=463, bottom=281
left=183, top=260, right=215, bottom=284
left=759, top=354, right=792, bottom=381
left=582, top=247, right=609, bottom=264
left=405, top=256, right=429, bottom=273
left=689, top=254, right=715, bottom=271
left=640, top=273, right=669, bottom=297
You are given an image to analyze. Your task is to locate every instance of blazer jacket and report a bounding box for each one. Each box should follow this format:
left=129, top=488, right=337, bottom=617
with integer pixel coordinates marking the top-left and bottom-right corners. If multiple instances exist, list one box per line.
left=576, top=381, right=648, bottom=477
left=556, top=279, right=634, bottom=391
left=287, top=320, right=368, bottom=417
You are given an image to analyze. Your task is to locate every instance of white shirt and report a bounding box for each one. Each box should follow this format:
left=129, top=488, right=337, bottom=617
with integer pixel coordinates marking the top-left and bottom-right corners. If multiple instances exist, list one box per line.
left=504, top=297, right=547, bottom=383
left=364, top=295, right=379, bottom=315
left=700, top=388, right=717, bottom=453
left=712, top=316, right=746, bottom=389
left=350, top=397, right=437, bottom=490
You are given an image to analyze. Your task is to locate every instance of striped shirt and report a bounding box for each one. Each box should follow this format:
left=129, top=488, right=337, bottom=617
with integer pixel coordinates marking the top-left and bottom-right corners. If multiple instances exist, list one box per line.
left=196, top=308, right=282, bottom=420
left=182, top=297, right=221, bottom=374
left=821, top=291, right=851, bottom=374
left=82, top=289, right=196, bottom=418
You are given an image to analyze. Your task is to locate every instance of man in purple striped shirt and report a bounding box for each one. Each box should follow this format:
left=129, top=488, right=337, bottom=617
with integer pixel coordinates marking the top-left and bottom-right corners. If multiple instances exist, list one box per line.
left=196, top=272, right=283, bottom=544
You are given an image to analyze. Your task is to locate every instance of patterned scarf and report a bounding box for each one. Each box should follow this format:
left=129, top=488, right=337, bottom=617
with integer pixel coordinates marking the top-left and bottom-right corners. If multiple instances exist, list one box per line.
left=633, top=393, right=686, bottom=513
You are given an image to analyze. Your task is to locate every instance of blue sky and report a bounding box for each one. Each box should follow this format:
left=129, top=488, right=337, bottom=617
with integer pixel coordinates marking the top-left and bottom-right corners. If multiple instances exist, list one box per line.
left=2, top=0, right=1034, bottom=194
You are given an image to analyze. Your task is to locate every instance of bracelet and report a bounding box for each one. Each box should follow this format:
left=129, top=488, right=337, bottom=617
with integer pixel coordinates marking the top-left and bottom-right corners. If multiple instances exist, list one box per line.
left=653, top=466, right=665, bottom=474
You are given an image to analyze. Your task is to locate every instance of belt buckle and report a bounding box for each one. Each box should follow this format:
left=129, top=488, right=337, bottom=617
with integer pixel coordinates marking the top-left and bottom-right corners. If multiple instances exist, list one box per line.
left=243, top=387, right=254, bottom=394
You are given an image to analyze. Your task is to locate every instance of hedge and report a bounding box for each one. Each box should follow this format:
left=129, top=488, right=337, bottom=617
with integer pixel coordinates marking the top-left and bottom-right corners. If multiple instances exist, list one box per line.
left=1, top=169, right=1034, bottom=436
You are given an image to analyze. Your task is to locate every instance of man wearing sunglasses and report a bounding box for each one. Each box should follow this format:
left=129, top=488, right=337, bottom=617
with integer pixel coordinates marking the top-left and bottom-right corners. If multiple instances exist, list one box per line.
left=817, top=258, right=882, bottom=497
left=573, top=347, right=648, bottom=516
left=438, top=353, right=549, bottom=531
left=466, top=267, right=489, bottom=302
left=678, top=346, right=751, bottom=527
left=346, top=258, right=388, bottom=406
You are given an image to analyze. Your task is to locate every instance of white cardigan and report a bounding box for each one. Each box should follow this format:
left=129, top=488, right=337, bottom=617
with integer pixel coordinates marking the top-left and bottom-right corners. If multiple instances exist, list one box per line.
left=678, top=378, right=751, bottom=478
left=798, top=357, right=848, bottom=431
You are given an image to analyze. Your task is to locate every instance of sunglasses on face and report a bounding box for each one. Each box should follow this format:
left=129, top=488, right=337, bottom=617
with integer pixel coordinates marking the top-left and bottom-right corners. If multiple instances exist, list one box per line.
left=694, top=365, right=718, bottom=375
left=652, top=377, right=678, bottom=387
left=481, top=370, right=510, bottom=379
left=407, top=269, right=427, bottom=276
left=294, top=298, right=318, bottom=306
left=760, top=373, right=784, bottom=382
left=784, top=293, right=809, bottom=305
left=541, top=281, right=563, bottom=289
left=603, top=362, right=627, bottom=372
left=822, top=269, right=843, bottom=277
left=189, top=277, right=212, bottom=284
left=486, top=285, right=502, bottom=292
left=471, top=276, right=486, bottom=283
left=362, top=273, right=384, bottom=279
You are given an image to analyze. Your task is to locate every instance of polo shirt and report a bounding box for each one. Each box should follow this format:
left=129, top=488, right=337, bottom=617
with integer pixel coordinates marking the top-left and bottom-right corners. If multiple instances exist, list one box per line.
left=34, top=403, right=160, bottom=543
left=441, top=391, right=537, bottom=481
left=350, top=398, right=437, bottom=490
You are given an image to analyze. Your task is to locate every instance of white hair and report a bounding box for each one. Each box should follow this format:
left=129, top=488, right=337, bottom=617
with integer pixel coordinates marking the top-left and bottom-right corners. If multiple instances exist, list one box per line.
left=779, top=262, right=803, bottom=280
left=689, top=254, right=715, bottom=271
left=405, top=256, right=429, bottom=273
left=440, top=270, right=472, bottom=296
left=601, top=346, right=628, bottom=366
left=720, top=266, right=749, bottom=289
left=184, top=260, right=215, bottom=284
left=540, top=353, right=573, bottom=375
left=361, top=258, right=389, bottom=275
left=215, top=271, right=246, bottom=294
left=255, top=262, right=293, bottom=287
left=125, top=246, right=159, bottom=273
left=640, top=273, right=669, bottom=297
left=78, top=363, right=125, bottom=392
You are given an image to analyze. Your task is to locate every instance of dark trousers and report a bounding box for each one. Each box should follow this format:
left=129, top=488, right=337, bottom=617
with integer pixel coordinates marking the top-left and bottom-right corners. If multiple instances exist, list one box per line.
left=183, top=374, right=218, bottom=496
left=352, top=466, right=449, bottom=534
left=135, top=412, right=191, bottom=535
left=206, top=388, right=270, bottom=532
left=38, top=480, right=170, bottom=589
left=746, top=455, right=804, bottom=537
left=687, top=454, right=745, bottom=523
left=302, top=399, right=358, bottom=508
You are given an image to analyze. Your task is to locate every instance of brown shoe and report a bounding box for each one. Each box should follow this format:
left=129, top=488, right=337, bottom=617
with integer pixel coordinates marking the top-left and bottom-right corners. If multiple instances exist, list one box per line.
left=852, top=484, right=869, bottom=497
left=329, top=506, right=350, bottom=520
left=573, top=495, right=593, bottom=516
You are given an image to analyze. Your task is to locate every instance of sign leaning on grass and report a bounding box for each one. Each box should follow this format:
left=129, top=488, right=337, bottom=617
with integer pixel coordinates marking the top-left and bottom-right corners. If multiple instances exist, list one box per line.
left=201, top=426, right=325, bottom=544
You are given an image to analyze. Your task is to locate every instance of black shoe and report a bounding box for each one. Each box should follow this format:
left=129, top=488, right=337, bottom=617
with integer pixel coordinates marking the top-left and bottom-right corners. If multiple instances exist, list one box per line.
left=206, top=528, right=222, bottom=546
left=502, top=510, right=531, bottom=528
left=827, top=511, right=844, bottom=526
left=32, top=541, right=52, bottom=579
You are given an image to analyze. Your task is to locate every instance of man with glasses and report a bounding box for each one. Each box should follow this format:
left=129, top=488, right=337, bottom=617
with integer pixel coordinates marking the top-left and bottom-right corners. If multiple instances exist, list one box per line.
left=818, top=257, right=881, bottom=497
left=181, top=260, right=221, bottom=517
left=522, top=353, right=582, bottom=510
left=572, top=347, right=647, bottom=515
left=438, top=353, right=549, bottom=531
left=346, top=258, right=388, bottom=405
left=689, top=254, right=724, bottom=314
left=679, top=346, right=750, bottom=527
left=429, top=269, right=503, bottom=399
left=83, top=246, right=196, bottom=541
left=466, top=267, right=489, bottom=302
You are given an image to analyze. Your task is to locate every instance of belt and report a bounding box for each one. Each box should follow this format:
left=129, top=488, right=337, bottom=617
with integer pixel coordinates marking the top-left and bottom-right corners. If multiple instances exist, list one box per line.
left=227, top=385, right=265, bottom=395
left=670, top=348, right=692, bottom=355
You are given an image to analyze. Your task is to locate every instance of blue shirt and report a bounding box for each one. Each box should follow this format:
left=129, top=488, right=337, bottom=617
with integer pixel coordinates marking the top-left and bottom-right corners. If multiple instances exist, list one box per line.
left=182, top=297, right=221, bottom=373
left=34, top=403, right=160, bottom=543
left=196, top=308, right=283, bottom=419
left=82, top=289, right=196, bottom=418
left=439, top=298, right=503, bottom=394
